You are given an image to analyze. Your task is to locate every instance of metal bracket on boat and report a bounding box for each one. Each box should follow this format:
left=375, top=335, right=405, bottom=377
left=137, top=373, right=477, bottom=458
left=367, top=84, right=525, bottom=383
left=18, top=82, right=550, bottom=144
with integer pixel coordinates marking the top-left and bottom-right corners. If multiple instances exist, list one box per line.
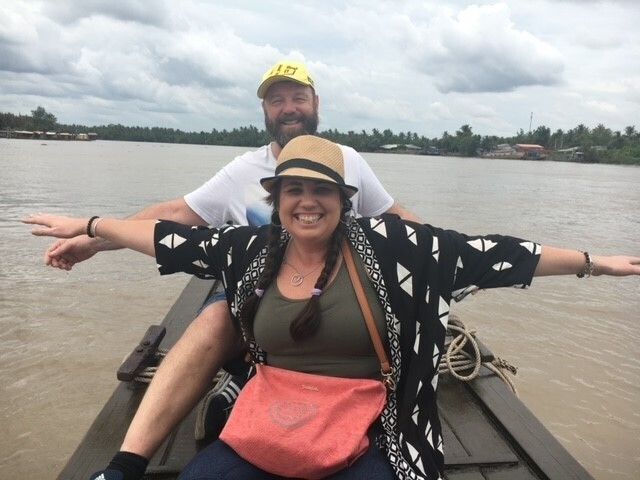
left=117, top=325, right=166, bottom=382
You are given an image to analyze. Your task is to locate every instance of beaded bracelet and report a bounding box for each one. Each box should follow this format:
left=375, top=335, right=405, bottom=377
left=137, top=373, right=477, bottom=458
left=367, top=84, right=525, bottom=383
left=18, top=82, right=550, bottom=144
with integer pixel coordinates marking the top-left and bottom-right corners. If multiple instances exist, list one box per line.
left=86, top=216, right=100, bottom=238
left=90, top=217, right=104, bottom=238
left=576, top=251, right=595, bottom=278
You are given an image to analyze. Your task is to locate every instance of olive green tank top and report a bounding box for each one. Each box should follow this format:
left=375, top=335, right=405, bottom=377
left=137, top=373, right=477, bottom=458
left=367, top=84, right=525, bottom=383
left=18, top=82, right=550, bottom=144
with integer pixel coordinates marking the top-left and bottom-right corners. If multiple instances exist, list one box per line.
left=253, top=251, right=388, bottom=379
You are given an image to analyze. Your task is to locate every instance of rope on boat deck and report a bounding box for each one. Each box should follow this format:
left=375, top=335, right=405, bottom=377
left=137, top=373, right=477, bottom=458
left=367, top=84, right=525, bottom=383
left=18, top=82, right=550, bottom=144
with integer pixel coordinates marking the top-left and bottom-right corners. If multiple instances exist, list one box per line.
left=131, top=316, right=519, bottom=395
left=133, top=351, right=227, bottom=386
left=132, top=349, right=167, bottom=383
left=440, top=315, right=519, bottom=395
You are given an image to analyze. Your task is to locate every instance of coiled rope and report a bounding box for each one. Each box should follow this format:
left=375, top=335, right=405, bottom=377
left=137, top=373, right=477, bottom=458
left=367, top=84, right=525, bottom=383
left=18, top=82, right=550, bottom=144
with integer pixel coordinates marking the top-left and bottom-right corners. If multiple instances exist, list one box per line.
left=132, top=351, right=227, bottom=386
left=440, top=315, right=519, bottom=395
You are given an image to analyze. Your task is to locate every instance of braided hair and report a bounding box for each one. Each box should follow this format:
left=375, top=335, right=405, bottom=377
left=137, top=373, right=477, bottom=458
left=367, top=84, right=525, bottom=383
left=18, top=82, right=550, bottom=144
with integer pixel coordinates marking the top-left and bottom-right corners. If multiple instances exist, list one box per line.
left=239, top=180, right=353, bottom=342
left=238, top=219, right=285, bottom=338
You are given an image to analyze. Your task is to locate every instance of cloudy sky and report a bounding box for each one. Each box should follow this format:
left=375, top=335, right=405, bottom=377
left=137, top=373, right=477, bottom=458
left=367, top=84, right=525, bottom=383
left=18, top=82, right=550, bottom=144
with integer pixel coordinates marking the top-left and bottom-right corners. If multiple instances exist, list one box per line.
left=1, top=0, right=638, bottom=137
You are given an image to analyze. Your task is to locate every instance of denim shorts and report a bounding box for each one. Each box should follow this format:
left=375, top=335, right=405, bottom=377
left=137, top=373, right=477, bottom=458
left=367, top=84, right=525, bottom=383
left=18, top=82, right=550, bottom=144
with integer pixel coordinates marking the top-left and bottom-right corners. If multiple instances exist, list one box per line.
left=197, top=289, right=228, bottom=315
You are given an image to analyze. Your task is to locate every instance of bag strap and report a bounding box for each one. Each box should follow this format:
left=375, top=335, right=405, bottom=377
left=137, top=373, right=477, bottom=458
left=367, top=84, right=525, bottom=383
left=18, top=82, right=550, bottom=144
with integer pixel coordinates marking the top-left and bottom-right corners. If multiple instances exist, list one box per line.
left=341, top=240, right=395, bottom=392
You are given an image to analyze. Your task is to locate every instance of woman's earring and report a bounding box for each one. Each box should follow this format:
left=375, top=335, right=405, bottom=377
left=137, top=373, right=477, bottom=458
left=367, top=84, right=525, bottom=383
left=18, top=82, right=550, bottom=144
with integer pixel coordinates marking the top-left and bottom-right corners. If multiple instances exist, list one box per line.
left=340, top=209, right=354, bottom=227
left=271, top=210, right=282, bottom=226
left=340, top=198, right=354, bottom=227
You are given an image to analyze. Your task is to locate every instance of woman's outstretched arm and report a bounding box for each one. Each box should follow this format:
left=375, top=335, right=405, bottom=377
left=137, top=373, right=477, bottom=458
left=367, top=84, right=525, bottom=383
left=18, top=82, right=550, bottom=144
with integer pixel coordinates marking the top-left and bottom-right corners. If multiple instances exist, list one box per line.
left=535, top=246, right=640, bottom=277
left=23, top=214, right=156, bottom=257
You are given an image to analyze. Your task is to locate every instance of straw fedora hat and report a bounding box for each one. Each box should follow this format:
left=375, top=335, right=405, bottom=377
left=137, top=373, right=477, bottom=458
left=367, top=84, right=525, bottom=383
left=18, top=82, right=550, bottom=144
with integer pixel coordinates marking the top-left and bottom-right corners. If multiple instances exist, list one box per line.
left=260, top=135, right=358, bottom=198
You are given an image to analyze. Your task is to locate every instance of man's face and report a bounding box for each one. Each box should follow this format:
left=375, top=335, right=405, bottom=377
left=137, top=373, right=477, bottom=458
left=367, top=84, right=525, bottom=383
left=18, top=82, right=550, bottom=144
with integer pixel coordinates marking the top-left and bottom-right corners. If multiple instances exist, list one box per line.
left=263, top=81, right=319, bottom=147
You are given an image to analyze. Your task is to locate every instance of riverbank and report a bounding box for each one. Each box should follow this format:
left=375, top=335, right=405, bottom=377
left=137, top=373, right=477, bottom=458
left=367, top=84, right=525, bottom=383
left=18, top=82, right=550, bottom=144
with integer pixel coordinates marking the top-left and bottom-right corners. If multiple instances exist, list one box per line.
left=5, top=135, right=638, bottom=165
left=3, top=108, right=639, bottom=165
left=368, top=147, right=640, bottom=165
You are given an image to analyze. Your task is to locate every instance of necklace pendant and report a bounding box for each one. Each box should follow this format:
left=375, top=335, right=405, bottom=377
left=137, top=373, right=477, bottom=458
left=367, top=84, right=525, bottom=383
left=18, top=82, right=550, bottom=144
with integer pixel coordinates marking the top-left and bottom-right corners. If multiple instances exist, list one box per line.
left=290, top=274, right=304, bottom=286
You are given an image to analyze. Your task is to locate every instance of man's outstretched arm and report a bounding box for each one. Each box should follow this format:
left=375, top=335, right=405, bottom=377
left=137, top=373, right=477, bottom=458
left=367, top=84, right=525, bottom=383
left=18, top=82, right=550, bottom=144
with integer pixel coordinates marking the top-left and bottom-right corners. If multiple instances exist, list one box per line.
left=385, top=201, right=422, bottom=223
left=45, top=198, right=206, bottom=270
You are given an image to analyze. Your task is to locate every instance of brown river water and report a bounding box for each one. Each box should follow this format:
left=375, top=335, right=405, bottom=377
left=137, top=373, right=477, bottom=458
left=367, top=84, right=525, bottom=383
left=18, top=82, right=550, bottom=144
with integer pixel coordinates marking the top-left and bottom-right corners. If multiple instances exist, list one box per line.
left=1, top=139, right=639, bottom=479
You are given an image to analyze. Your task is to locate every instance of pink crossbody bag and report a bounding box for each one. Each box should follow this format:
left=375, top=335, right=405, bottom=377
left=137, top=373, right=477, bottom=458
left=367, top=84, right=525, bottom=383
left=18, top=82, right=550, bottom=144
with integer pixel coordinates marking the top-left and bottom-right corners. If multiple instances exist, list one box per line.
left=219, top=241, right=395, bottom=479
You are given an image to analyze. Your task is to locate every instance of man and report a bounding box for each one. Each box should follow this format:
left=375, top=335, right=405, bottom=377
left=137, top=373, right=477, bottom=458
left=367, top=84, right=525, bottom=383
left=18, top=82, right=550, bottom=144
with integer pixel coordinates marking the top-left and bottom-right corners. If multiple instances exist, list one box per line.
left=47, top=60, right=420, bottom=479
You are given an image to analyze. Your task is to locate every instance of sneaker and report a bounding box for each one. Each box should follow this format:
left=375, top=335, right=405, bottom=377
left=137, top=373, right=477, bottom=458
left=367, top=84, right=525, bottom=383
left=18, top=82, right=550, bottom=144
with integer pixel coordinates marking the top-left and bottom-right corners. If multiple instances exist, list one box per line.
left=194, top=371, right=248, bottom=444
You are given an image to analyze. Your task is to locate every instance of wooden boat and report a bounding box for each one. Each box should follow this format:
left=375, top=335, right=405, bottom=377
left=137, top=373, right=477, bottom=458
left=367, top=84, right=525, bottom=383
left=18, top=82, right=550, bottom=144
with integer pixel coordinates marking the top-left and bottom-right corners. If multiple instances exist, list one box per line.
left=57, top=277, right=594, bottom=480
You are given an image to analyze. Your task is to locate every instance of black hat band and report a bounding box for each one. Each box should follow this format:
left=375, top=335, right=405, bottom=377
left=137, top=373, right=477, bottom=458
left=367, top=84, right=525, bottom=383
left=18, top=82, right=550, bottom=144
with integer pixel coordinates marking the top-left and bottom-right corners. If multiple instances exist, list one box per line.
left=275, top=158, right=345, bottom=185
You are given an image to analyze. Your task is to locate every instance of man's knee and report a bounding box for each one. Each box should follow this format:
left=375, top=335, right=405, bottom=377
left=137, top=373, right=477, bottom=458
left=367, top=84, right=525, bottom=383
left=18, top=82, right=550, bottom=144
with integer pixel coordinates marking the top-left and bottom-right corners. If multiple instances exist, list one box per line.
left=195, top=301, right=235, bottom=335
left=189, top=302, right=243, bottom=360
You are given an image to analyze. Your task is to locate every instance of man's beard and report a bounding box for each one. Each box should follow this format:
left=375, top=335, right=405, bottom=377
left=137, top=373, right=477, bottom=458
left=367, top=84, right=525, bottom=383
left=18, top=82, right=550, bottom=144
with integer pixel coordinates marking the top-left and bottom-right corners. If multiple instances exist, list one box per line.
left=265, top=109, right=319, bottom=147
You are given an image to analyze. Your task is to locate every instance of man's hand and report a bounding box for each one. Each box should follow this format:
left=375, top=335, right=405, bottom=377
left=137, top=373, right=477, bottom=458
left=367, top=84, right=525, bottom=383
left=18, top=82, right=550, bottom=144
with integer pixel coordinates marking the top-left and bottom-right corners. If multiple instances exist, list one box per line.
left=45, top=236, right=101, bottom=271
left=23, top=214, right=98, bottom=270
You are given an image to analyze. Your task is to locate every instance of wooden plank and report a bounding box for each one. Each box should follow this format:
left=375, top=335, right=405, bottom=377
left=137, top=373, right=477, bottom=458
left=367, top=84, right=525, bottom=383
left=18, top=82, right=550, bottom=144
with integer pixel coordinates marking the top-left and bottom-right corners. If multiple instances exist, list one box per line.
left=444, top=469, right=486, bottom=480
left=440, top=405, right=473, bottom=462
left=445, top=464, right=540, bottom=480
left=483, top=464, right=539, bottom=480
left=56, top=278, right=216, bottom=480
left=466, top=367, right=594, bottom=480
left=439, top=375, right=518, bottom=466
left=151, top=409, right=200, bottom=471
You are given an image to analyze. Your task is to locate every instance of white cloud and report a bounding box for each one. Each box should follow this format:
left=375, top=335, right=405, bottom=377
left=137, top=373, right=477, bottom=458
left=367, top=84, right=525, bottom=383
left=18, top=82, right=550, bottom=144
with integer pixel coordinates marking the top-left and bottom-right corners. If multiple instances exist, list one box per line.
left=0, top=3, right=40, bottom=44
left=585, top=100, right=619, bottom=115
left=0, top=0, right=638, bottom=136
left=42, top=0, right=172, bottom=27
left=410, top=3, right=565, bottom=93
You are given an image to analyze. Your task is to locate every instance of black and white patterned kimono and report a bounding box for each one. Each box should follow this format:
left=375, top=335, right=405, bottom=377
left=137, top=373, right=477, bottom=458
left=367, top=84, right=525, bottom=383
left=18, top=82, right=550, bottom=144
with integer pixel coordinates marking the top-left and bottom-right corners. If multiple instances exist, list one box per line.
left=155, top=214, right=541, bottom=480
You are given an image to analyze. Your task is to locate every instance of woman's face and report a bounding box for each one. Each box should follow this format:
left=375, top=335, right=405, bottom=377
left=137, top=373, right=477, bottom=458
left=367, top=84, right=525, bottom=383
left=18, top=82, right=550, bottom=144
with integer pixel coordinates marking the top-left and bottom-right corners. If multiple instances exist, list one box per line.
left=278, top=178, right=342, bottom=247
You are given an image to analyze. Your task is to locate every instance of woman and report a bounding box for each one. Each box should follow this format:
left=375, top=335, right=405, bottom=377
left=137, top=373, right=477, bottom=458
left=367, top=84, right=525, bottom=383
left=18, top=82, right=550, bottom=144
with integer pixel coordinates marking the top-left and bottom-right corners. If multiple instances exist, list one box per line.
left=24, top=135, right=639, bottom=480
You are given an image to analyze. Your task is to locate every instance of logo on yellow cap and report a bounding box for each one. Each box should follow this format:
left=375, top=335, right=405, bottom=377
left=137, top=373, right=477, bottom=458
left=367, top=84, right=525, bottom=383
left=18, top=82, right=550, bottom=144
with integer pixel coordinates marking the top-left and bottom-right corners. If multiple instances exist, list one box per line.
left=257, top=61, right=315, bottom=98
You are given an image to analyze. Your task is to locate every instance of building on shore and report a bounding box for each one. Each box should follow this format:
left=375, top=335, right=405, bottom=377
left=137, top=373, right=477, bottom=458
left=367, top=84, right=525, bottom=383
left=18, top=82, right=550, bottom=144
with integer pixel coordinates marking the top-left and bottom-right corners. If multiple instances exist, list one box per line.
left=377, top=143, right=422, bottom=153
left=554, top=147, right=585, bottom=161
left=484, top=143, right=547, bottom=160
left=0, top=130, right=98, bottom=140
left=419, top=145, right=441, bottom=156
left=514, top=144, right=546, bottom=159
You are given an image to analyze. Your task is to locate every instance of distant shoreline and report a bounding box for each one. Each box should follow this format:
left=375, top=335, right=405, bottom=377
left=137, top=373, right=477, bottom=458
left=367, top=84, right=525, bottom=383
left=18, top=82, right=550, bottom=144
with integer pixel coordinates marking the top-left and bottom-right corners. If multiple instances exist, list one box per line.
left=2, top=105, right=639, bottom=166
left=5, top=135, right=638, bottom=166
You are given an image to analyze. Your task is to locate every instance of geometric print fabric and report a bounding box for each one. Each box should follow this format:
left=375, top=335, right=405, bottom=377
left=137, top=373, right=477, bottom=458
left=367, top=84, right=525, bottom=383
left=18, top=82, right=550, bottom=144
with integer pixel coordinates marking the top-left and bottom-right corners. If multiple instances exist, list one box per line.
left=153, top=216, right=541, bottom=479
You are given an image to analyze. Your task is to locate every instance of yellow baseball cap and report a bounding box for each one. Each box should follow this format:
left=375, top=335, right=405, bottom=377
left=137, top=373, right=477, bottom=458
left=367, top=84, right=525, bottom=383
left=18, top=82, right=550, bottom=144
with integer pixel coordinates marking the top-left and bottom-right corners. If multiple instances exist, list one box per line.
left=257, top=60, right=315, bottom=98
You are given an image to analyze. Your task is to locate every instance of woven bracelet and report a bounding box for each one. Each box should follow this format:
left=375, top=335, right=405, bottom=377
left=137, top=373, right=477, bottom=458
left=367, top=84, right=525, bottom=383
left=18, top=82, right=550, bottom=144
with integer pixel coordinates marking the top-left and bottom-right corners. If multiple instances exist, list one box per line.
left=86, top=216, right=100, bottom=238
left=576, top=251, right=594, bottom=278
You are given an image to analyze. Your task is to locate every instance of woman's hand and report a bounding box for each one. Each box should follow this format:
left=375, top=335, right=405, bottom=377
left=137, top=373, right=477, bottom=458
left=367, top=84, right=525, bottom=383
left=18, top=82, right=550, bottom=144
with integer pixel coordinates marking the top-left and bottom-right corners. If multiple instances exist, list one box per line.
left=25, top=215, right=157, bottom=257
left=22, top=214, right=88, bottom=239
left=592, top=255, right=640, bottom=277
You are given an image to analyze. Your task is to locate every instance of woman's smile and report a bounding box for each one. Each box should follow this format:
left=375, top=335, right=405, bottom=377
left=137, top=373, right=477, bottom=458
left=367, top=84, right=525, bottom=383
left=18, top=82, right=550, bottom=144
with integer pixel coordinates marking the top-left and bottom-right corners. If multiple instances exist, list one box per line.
left=294, top=213, right=323, bottom=225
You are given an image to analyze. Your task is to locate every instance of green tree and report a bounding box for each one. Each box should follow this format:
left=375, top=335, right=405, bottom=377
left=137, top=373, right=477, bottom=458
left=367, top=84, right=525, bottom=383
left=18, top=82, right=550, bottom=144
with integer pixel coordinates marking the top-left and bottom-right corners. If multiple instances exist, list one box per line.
left=31, top=106, right=58, bottom=131
left=591, top=123, right=612, bottom=147
left=531, top=125, right=551, bottom=147
left=453, top=124, right=480, bottom=155
left=550, top=128, right=564, bottom=149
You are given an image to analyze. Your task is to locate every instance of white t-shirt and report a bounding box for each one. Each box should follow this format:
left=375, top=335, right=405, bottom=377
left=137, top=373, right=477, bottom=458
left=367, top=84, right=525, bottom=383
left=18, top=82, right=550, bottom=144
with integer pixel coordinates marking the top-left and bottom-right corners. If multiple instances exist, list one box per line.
left=184, top=143, right=394, bottom=226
